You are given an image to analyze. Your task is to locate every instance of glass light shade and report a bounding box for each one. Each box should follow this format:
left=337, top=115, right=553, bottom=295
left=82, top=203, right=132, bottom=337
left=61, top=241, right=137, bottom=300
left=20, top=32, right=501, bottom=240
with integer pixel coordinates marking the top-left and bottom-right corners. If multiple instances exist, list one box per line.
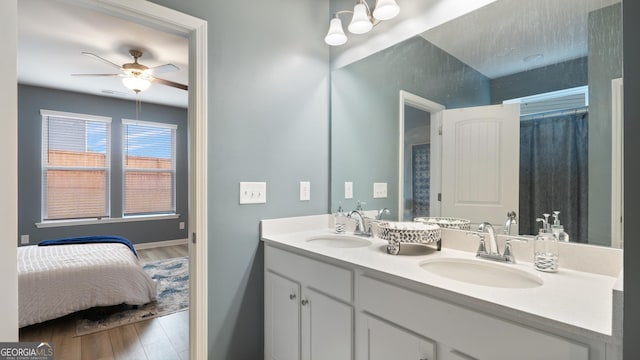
left=373, top=0, right=400, bottom=20
left=122, top=76, right=151, bottom=93
left=325, top=17, right=347, bottom=46
left=348, top=3, right=373, bottom=34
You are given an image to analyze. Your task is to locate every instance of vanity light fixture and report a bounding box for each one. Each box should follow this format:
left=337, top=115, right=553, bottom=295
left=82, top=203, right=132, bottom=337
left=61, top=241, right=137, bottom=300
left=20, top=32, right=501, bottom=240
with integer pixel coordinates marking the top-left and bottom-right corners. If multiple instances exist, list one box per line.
left=324, top=0, right=400, bottom=46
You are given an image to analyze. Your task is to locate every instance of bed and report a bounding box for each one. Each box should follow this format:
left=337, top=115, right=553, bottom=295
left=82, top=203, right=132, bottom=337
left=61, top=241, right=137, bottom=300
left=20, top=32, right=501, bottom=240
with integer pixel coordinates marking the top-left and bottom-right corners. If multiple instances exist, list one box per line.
left=18, top=241, right=157, bottom=327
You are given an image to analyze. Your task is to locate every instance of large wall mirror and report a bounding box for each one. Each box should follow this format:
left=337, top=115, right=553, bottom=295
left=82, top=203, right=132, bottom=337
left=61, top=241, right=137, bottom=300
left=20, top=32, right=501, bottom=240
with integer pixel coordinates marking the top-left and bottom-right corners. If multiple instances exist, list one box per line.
left=330, top=0, right=622, bottom=248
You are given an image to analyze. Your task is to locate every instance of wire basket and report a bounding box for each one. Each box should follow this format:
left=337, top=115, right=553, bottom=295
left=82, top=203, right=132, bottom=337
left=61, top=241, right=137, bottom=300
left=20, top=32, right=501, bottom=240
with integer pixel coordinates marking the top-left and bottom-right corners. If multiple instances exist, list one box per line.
left=413, top=216, right=471, bottom=230
left=377, top=221, right=441, bottom=255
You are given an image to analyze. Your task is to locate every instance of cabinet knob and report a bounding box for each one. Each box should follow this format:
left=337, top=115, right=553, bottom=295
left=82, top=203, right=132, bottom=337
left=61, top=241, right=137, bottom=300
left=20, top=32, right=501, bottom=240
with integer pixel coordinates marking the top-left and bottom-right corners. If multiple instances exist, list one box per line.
left=289, top=293, right=296, bottom=300
left=301, top=299, right=309, bottom=306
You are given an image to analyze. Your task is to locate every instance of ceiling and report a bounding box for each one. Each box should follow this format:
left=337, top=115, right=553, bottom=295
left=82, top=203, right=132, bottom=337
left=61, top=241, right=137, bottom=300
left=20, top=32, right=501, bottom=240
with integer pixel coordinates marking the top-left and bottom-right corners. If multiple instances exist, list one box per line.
left=420, top=0, right=621, bottom=79
left=18, top=0, right=189, bottom=108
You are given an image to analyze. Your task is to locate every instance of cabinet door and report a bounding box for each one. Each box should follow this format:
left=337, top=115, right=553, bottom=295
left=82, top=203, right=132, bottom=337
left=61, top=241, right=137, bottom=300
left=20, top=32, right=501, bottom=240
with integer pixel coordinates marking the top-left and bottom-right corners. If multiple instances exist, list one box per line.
left=360, top=314, right=435, bottom=360
left=266, top=271, right=300, bottom=360
left=301, top=288, right=353, bottom=360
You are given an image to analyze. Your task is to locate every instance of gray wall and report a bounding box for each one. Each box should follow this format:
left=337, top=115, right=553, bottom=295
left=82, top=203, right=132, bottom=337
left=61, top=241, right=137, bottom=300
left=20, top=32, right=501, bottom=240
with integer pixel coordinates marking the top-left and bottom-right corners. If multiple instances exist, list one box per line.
left=147, top=0, right=330, bottom=358
left=331, top=36, right=490, bottom=217
left=624, top=1, right=640, bottom=358
left=490, top=57, right=588, bottom=104
left=588, top=3, right=623, bottom=247
left=18, top=85, right=188, bottom=245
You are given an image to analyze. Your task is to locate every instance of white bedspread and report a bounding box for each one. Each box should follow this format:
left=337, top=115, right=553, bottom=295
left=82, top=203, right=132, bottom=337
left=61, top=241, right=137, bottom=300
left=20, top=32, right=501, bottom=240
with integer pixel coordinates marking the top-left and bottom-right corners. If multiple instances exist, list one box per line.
left=18, top=243, right=157, bottom=327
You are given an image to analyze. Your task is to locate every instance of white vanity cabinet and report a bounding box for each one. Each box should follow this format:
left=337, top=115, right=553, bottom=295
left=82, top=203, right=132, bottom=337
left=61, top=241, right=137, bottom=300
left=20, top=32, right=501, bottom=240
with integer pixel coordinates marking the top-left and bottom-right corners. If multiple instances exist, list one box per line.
left=265, top=245, right=354, bottom=360
left=357, top=275, right=591, bottom=360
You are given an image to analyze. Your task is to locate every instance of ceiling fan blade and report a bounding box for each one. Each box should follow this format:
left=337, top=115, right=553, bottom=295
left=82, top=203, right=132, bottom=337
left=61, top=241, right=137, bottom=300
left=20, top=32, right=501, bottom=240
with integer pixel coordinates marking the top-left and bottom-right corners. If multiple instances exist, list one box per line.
left=82, top=52, right=123, bottom=70
left=147, top=63, right=180, bottom=75
left=71, top=73, right=121, bottom=77
left=152, top=76, right=188, bottom=91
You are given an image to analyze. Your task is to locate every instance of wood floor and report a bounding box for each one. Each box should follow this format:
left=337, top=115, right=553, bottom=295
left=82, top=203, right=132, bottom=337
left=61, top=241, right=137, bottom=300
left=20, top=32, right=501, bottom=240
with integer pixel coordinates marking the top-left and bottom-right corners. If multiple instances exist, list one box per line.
left=19, top=244, right=189, bottom=360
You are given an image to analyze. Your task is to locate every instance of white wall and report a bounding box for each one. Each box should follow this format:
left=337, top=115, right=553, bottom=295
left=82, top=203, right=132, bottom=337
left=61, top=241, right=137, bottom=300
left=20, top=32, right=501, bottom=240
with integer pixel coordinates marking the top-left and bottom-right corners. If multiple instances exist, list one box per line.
left=0, top=0, right=20, bottom=341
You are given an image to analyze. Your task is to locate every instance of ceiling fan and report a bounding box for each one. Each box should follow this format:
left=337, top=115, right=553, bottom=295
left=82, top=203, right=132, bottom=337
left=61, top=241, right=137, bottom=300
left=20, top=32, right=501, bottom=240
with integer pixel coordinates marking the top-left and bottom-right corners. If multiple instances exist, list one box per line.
left=73, top=49, right=188, bottom=93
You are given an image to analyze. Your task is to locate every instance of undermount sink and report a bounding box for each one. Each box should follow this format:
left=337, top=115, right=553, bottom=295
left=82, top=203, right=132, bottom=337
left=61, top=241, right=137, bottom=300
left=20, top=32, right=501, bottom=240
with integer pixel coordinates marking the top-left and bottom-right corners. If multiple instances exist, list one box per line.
left=306, top=234, right=372, bottom=248
left=420, top=257, right=543, bottom=289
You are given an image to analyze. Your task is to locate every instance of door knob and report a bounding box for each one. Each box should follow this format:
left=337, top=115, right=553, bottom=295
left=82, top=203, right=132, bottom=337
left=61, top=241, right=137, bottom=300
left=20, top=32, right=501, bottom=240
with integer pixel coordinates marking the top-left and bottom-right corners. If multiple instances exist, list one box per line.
left=289, top=293, right=296, bottom=300
left=301, top=299, right=309, bottom=306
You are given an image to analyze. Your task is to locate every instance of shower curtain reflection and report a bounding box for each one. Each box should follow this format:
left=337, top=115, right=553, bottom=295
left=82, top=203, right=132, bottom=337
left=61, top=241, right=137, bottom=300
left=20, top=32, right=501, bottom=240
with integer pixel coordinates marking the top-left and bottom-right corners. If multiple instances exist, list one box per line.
left=519, top=108, right=589, bottom=241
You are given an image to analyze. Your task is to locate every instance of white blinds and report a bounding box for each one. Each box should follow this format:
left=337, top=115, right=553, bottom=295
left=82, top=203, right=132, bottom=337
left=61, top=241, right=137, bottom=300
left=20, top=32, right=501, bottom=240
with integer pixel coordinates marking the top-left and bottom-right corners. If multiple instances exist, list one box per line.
left=41, top=110, right=111, bottom=221
left=123, top=119, right=177, bottom=216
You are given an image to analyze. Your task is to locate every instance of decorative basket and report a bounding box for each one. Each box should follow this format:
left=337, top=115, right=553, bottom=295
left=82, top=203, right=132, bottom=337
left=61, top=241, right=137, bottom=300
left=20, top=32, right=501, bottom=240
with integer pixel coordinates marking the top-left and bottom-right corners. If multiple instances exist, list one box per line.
left=377, top=221, right=441, bottom=255
left=413, top=216, right=471, bottom=230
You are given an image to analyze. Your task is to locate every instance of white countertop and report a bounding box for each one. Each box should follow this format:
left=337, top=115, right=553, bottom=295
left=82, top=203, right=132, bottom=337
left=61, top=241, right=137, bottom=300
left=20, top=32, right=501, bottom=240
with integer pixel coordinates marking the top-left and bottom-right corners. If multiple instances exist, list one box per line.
left=261, top=214, right=622, bottom=344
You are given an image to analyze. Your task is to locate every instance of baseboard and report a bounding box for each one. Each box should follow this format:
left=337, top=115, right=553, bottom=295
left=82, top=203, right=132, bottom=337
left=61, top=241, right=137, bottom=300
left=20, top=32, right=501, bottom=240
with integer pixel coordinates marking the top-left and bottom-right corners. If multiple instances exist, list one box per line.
left=134, top=238, right=188, bottom=250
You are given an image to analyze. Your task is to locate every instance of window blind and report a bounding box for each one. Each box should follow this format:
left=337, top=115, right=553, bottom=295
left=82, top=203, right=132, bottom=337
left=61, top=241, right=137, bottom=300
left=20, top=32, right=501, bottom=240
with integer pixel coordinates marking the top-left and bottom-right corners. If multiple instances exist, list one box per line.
left=41, top=110, right=111, bottom=221
left=123, top=119, right=177, bottom=216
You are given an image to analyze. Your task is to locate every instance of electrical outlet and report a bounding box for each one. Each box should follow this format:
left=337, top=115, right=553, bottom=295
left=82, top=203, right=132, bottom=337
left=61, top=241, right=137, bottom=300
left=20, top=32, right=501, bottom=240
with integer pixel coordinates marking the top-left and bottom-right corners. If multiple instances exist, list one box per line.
left=300, top=181, right=311, bottom=201
left=240, top=182, right=267, bottom=204
left=373, top=182, right=388, bottom=198
left=345, top=182, right=353, bottom=199
left=20, top=235, right=29, bottom=245
left=179, top=222, right=185, bottom=230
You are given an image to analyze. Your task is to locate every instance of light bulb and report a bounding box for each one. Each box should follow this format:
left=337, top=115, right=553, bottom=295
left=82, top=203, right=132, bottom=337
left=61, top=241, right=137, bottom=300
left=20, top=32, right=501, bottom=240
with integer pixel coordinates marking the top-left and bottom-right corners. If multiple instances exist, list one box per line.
left=348, top=3, right=372, bottom=34
left=373, top=0, right=400, bottom=21
left=325, top=17, right=347, bottom=46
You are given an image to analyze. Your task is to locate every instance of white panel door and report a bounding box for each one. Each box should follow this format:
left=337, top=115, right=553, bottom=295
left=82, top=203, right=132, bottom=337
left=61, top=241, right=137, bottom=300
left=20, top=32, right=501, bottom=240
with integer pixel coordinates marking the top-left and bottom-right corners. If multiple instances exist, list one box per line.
left=301, top=288, right=353, bottom=360
left=441, top=104, right=520, bottom=227
left=265, top=271, right=300, bottom=360
left=359, top=314, right=435, bottom=360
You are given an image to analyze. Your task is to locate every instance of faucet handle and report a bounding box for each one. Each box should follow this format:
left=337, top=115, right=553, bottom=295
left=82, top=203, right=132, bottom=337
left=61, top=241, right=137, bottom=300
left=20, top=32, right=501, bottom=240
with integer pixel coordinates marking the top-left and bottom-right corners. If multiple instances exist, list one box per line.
left=503, top=238, right=516, bottom=264
left=467, top=232, right=487, bottom=255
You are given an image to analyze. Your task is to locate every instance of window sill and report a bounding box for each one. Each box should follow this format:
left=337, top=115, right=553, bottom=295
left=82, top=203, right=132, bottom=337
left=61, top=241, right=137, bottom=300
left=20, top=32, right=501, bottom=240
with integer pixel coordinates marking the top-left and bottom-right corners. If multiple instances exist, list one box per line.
left=35, top=214, right=180, bottom=228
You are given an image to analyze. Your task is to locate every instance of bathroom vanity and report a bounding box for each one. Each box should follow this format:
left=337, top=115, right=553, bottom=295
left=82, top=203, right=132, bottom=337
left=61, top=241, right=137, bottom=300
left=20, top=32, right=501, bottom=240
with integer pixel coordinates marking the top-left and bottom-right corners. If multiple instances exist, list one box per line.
left=261, top=215, right=623, bottom=360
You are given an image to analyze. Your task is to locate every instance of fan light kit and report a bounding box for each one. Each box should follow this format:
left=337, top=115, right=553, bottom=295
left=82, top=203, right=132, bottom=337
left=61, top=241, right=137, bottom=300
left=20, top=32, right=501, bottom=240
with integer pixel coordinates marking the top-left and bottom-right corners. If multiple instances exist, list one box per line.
left=325, top=0, right=400, bottom=46
left=73, top=49, right=188, bottom=94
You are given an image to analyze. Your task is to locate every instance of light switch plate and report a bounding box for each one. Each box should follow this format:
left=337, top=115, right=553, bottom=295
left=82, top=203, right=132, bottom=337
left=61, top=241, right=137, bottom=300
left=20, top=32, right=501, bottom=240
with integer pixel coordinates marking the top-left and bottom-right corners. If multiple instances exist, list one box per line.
left=373, top=182, right=388, bottom=198
left=345, top=182, right=353, bottom=199
left=240, top=182, right=267, bottom=204
left=299, top=181, right=311, bottom=201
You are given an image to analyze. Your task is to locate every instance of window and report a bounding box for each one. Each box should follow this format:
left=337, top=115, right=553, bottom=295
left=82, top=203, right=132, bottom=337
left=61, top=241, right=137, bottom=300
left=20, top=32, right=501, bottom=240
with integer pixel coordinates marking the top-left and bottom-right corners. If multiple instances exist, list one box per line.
left=123, top=120, right=177, bottom=216
left=41, top=110, right=111, bottom=221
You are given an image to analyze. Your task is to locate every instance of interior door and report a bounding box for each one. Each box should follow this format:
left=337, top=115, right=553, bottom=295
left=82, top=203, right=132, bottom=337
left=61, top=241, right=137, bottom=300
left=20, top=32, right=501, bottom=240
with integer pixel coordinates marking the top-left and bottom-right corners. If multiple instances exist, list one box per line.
left=441, top=104, right=520, bottom=228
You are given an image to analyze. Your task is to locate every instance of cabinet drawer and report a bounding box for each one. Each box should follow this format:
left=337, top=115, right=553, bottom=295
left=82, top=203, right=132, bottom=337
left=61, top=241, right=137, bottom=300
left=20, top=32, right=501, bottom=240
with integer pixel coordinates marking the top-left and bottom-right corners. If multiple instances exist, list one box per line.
left=266, top=245, right=353, bottom=303
left=359, top=275, right=589, bottom=360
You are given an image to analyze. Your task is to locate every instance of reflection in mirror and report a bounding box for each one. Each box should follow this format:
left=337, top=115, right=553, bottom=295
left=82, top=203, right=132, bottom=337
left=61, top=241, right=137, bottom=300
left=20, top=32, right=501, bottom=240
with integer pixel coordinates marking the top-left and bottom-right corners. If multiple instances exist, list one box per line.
left=330, top=0, right=622, bottom=247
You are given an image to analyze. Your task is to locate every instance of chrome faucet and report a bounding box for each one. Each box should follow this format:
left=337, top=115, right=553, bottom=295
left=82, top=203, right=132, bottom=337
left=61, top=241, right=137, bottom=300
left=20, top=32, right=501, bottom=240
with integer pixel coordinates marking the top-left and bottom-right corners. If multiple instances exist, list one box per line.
left=468, top=222, right=516, bottom=264
left=377, top=208, right=390, bottom=220
left=504, top=211, right=517, bottom=235
left=347, top=210, right=372, bottom=237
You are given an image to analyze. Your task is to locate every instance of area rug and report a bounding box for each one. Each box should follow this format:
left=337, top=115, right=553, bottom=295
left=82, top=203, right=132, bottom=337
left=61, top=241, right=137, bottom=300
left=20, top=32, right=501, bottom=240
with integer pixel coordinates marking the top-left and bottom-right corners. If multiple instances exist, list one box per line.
left=75, top=256, right=189, bottom=336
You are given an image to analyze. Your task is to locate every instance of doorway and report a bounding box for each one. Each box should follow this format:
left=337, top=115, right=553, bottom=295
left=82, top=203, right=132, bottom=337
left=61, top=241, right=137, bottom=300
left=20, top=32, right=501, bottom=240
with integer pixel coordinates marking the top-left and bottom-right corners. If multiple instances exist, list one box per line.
left=11, top=1, right=208, bottom=358
left=398, top=91, right=444, bottom=221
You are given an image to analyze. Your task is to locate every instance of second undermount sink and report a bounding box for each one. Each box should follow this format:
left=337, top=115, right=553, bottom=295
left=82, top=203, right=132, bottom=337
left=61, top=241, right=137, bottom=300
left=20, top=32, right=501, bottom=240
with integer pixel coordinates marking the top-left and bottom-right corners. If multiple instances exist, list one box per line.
left=306, top=234, right=372, bottom=248
left=420, top=257, right=543, bottom=289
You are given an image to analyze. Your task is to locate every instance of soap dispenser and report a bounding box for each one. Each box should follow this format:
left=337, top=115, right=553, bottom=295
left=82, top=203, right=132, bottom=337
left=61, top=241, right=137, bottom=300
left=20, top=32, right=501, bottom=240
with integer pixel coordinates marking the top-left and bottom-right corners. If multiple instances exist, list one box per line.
left=551, top=211, right=570, bottom=242
left=533, top=213, right=559, bottom=272
left=334, top=203, right=346, bottom=234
